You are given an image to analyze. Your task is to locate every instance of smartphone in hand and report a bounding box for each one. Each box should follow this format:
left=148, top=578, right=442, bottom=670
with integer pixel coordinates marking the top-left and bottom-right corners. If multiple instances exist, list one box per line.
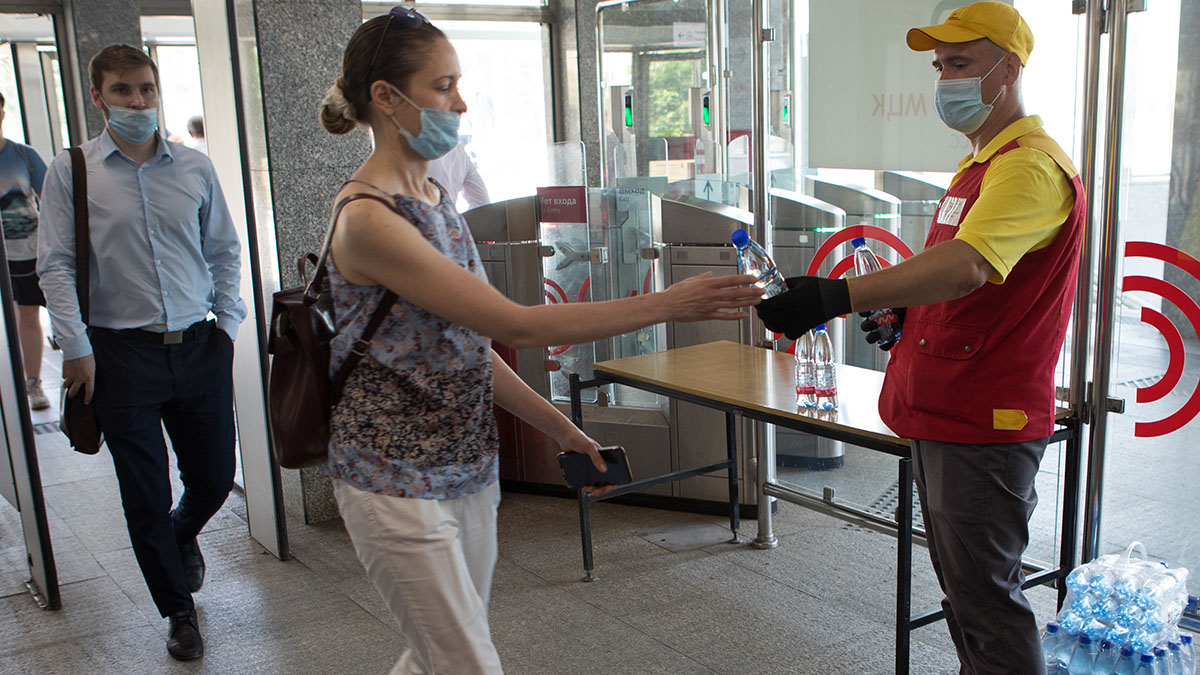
left=557, top=446, right=632, bottom=489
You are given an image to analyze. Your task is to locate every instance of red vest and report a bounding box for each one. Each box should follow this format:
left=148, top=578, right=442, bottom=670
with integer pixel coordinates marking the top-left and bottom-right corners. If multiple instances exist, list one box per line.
left=878, top=139, right=1086, bottom=443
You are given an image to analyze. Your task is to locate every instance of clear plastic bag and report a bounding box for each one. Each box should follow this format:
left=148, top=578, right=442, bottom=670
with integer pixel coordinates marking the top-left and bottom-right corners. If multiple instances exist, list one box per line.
left=1056, top=541, right=1190, bottom=659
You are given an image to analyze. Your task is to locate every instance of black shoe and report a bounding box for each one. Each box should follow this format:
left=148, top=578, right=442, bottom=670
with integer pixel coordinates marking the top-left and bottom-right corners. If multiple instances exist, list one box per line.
left=179, top=539, right=205, bottom=593
left=167, top=610, right=204, bottom=661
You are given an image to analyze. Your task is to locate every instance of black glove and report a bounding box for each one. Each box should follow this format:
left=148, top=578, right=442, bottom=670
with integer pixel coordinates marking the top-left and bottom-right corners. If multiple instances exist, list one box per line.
left=859, top=307, right=907, bottom=351
left=755, top=276, right=851, bottom=340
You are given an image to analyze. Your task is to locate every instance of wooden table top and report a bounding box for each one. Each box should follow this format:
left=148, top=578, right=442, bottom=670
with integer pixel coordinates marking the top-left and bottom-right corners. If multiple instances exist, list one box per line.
left=592, top=340, right=907, bottom=448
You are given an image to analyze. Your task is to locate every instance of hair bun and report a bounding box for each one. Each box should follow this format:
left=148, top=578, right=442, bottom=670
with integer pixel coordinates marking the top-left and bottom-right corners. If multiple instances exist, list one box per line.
left=319, top=77, right=358, bottom=134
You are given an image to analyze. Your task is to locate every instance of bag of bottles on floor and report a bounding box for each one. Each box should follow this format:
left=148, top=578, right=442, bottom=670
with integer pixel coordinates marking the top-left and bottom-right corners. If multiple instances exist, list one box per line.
left=1040, top=541, right=1195, bottom=674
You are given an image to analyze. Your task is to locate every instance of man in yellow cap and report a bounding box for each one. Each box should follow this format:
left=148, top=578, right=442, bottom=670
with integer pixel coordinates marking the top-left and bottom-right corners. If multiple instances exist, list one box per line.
left=757, top=4, right=1085, bottom=672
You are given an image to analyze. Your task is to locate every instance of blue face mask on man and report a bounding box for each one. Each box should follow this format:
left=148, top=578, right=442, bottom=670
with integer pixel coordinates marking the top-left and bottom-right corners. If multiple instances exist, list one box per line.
left=934, top=56, right=1007, bottom=134
left=388, top=84, right=460, bottom=160
left=104, top=104, right=160, bottom=144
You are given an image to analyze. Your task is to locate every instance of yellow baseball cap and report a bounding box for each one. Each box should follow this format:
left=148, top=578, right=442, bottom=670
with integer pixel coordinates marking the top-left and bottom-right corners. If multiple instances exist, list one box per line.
left=906, top=1, right=1034, bottom=66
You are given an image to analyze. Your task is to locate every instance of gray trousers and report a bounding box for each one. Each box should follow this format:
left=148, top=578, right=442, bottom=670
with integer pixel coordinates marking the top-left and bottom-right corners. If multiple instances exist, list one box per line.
left=911, top=438, right=1049, bottom=675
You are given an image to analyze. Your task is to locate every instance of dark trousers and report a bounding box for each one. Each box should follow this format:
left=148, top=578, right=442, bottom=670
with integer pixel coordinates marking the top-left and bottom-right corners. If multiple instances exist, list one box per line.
left=911, top=438, right=1049, bottom=675
left=90, top=324, right=236, bottom=617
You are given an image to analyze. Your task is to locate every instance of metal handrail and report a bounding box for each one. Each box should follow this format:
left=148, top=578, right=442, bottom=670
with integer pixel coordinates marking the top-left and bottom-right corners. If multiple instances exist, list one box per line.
left=1082, top=0, right=1131, bottom=563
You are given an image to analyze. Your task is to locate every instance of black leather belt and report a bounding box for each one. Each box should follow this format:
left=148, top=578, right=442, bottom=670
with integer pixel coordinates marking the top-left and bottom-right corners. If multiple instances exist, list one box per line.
left=119, top=319, right=215, bottom=345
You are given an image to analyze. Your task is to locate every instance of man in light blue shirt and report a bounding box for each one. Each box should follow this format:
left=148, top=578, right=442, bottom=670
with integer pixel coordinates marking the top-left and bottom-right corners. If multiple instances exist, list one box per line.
left=37, top=44, right=244, bottom=662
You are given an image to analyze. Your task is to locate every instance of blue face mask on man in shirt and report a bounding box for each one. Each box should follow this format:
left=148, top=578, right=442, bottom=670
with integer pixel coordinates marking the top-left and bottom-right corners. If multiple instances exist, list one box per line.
left=934, top=56, right=1007, bottom=134
left=388, top=84, right=460, bottom=161
left=104, top=104, right=160, bottom=145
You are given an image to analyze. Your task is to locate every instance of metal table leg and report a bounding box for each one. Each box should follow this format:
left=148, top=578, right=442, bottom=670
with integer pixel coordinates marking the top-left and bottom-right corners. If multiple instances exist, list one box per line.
left=725, top=412, right=742, bottom=544
left=753, top=416, right=779, bottom=550
left=579, top=491, right=598, bottom=582
left=896, top=457, right=913, bottom=675
left=1058, top=421, right=1082, bottom=609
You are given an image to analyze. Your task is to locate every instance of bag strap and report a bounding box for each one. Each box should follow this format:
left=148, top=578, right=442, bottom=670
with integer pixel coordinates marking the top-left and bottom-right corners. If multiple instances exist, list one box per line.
left=330, top=291, right=397, bottom=406
left=316, top=191, right=407, bottom=406
left=304, top=192, right=396, bottom=304
left=68, top=147, right=89, bottom=325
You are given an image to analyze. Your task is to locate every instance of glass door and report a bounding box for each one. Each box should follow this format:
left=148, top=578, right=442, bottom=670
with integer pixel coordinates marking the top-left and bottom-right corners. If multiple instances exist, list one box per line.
left=1089, top=0, right=1199, bottom=622
left=770, top=1, right=1089, bottom=575
left=597, top=0, right=713, bottom=192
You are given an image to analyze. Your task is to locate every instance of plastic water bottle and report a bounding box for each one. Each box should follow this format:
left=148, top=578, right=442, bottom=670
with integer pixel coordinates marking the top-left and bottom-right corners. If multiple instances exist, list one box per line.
left=1114, top=571, right=1140, bottom=603
left=1179, top=634, right=1194, bottom=674
left=850, top=237, right=902, bottom=347
left=1106, top=625, right=1131, bottom=648
left=812, top=324, right=837, bottom=410
left=1153, top=648, right=1169, bottom=675
left=1043, top=622, right=1069, bottom=672
left=1114, top=646, right=1140, bottom=675
left=731, top=229, right=787, bottom=298
left=1129, top=631, right=1157, bottom=656
left=1132, top=653, right=1156, bottom=675
left=1091, top=571, right=1115, bottom=599
left=795, top=331, right=816, bottom=408
left=1061, top=610, right=1087, bottom=636
left=1164, top=641, right=1184, bottom=675
left=1118, top=603, right=1146, bottom=629
left=1068, top=568, right=1093, bottom=596
left=1095, top=640, right=1120, bottom=674
left=1097, top=596, right=1123, bottom=624
left=1070, top=635, right=1100, bottom=674
left=1084, top=619, right=1110, bottom=642
left=1135, top=576, right=1173, bottom=612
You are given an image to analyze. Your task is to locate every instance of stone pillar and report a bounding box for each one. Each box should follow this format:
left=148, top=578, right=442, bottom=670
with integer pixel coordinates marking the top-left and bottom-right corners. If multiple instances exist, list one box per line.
left=233, top=0, right=371, bottom=522
left=61, top=0, right=143, bottom=139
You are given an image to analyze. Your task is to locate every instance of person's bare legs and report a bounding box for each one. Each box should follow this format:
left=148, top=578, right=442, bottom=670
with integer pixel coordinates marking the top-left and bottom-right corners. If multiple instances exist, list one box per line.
left=16, top=303, right=49, bottom=410
left=16, top=303, right=43, bottom=380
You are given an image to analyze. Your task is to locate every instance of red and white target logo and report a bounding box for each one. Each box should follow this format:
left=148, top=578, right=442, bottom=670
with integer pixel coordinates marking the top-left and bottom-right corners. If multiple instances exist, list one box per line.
left=1121, top=242, right=1200, bottom=438
left=543, top=267, right=654, bottom=357
left=777, top=224, right=915, bottom=351
left=805, top=224, right=916, bottom=278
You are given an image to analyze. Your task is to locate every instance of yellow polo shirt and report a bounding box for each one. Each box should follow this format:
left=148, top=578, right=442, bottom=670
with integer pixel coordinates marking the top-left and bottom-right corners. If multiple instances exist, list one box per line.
left=951, top=115, right=1077, bottom=283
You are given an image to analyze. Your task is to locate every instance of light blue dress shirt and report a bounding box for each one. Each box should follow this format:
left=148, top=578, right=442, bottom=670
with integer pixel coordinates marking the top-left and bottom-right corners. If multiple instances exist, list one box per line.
left=37, top=131, right=246, bottom=361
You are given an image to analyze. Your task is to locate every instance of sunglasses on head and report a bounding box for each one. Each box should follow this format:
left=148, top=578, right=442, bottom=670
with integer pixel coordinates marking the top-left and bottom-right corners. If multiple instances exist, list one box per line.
left=364, top=6, right=433, bottom=88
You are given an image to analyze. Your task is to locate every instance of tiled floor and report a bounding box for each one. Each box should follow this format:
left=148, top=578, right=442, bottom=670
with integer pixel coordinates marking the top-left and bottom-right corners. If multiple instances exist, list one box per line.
left=1, top=418, right=1071, bottom=674
left=7, top=309, right=1195, bottom=674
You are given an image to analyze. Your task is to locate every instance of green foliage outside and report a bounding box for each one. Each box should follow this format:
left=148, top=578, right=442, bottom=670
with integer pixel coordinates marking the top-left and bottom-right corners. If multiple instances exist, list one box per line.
left=648, top=60, right=694, bottom=137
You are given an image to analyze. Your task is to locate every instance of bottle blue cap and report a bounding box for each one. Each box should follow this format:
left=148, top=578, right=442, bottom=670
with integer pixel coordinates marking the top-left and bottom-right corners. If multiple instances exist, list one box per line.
left=1079, top=635, right=1091, bottom=645
left=1141, top=653, right=1154, bottom=663
left=1182, top=634, right=1193, bottom=644
left=1121, top=646, right=1134, bottom=656
left=815, top=323, right=827, bottom=331
left=851, top=236, right=867, bottom=248
left=1046, top=622, right=1059, bottom=632
left=731, top=229, right=749, bottom=247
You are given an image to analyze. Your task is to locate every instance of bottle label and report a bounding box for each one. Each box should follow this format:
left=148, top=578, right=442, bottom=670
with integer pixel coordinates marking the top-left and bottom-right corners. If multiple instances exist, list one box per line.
left=814, top=386, right=836, bottom=396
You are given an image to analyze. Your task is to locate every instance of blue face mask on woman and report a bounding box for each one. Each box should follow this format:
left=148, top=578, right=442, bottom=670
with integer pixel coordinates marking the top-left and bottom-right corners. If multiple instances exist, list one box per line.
left=105, top=104, right=160, bottom=144
left=934, top=57, right=1006, bottom=134
left=388, top=84, right=460, bottom=160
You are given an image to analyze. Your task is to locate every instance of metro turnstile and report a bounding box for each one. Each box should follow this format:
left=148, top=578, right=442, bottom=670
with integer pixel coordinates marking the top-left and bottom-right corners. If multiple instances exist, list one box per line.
left=465, top=197, right=554, bottom=483
left=880, top=171, right=947, bottom=257
left=807, top=178, right=902, bottom=374
left=769, top=189, right=847, bottom=469
left=660, top=195, right=761, bottom=505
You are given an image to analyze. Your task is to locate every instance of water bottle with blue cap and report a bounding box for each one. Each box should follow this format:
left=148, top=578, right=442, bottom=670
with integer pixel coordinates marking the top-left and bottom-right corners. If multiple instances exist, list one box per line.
left=731, top=229, right=787, bottom=298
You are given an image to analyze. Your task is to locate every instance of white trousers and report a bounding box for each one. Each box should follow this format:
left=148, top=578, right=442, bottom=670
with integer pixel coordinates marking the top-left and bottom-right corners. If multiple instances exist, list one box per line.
left=333, top=479, right=504, bottom=675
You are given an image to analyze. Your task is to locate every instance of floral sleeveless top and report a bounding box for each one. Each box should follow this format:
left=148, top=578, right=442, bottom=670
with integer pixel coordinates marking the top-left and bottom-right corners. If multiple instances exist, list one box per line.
left=326, top=181, right=497, bottom=500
